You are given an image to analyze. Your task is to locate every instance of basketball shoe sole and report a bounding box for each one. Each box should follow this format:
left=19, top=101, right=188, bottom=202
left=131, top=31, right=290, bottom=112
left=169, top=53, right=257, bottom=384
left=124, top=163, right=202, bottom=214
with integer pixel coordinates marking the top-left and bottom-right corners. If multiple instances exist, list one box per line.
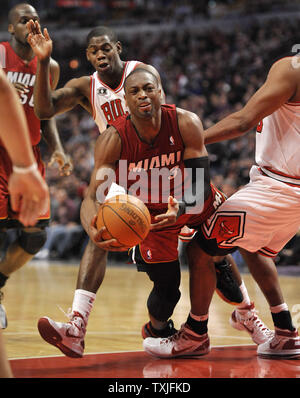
left=38, top=317, right=84, bottom=358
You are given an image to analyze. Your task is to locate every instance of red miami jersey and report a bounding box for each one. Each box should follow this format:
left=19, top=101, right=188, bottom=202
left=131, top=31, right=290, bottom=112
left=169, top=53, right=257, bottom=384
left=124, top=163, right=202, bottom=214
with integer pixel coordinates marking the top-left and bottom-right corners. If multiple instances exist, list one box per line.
left=111, top=104, right=217, bottom=226
left=110, top=104, right=224, bottom=263
left=113, top=104, right=186, bottom=212
left=0, top=41, right=41, bottom=146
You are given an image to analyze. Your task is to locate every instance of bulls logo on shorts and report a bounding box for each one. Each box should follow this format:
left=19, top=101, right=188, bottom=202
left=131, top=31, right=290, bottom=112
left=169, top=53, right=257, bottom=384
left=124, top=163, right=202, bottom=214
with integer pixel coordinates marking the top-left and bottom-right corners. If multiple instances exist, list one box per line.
left=202, top=211, right=246, bottom=248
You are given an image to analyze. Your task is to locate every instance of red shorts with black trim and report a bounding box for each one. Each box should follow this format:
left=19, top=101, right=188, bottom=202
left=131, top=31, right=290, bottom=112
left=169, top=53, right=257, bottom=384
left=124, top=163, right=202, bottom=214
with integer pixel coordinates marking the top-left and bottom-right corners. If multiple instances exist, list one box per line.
left=0, top=145, right=50, bottom=228
left=134, top=184, right=226, bottom=264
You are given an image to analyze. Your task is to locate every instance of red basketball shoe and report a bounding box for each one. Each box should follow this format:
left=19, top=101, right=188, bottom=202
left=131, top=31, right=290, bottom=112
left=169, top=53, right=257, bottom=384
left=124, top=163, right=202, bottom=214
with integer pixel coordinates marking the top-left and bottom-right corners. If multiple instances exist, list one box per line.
left=143, top=323, right=210, bottom=358
left=257, top=328, right=300, bottom=359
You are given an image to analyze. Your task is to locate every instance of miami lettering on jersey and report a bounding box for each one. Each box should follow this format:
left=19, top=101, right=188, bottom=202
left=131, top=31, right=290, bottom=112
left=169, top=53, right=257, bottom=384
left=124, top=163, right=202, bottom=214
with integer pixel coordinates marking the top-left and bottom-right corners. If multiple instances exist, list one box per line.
left=6, top=71, right=35, bottom=107
left=117, top=150, right=187, bottom=206
left=128, top=151, right=182, bottom=172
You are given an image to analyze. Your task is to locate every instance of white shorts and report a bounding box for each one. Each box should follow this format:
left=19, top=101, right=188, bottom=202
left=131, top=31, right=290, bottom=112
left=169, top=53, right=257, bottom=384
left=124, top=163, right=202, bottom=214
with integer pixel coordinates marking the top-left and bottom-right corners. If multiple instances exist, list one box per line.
left=201, top=166, right=300, bottom=257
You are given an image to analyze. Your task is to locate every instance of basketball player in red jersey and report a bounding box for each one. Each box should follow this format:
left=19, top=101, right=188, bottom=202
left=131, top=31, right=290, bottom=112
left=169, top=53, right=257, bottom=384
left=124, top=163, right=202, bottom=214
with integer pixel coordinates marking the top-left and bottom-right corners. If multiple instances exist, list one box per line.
left=144, top=55, right=300, bottom=359
left=0, top=69, right=51, bottom=377
left=0, top=68, right=49, bottom=228
left=0, top=3, right=71, bottom=330
left=35, top=68, right=271, bottom=358
left=26, top=19, right=262, bottom=352
left=27, top=19, right=270, bottom=357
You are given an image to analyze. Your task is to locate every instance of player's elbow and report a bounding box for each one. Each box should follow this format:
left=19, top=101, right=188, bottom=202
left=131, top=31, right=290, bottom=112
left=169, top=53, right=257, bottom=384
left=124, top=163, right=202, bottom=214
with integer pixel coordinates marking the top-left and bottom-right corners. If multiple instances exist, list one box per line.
left=34, top=107, right=54, bottom=120
left=233, top=112, right=256, bottom=134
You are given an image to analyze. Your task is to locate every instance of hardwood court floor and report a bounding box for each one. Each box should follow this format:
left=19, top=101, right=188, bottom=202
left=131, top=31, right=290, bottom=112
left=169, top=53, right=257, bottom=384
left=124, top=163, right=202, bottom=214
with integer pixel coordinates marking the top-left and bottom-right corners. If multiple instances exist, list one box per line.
left=2, top=260, right=300, bottom=378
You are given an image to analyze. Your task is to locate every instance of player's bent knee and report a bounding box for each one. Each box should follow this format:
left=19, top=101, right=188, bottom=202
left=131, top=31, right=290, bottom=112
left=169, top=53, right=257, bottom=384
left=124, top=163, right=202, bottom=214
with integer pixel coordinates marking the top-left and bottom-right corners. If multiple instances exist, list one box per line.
left=147, top=286, right=181, bottom=321
left=18, top=228, right=47, bottom=255
left=146, top=260, right=181, bottom=321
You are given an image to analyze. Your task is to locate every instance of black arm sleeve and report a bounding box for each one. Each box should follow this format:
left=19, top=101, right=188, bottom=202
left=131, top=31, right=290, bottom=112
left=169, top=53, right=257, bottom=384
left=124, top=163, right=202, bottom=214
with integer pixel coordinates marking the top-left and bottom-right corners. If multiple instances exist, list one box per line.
left=177, top=156, right=211, bottom=218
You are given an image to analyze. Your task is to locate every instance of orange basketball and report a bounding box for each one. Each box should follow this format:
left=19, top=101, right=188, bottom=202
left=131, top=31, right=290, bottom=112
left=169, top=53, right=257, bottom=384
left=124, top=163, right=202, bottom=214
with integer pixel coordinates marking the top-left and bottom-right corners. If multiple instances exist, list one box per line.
left=96, top=194, right=151, bottom=249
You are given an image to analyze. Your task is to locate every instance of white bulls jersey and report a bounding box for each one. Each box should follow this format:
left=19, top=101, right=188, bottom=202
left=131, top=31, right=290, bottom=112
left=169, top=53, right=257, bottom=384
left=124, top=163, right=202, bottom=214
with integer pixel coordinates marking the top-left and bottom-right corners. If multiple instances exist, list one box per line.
left=255, top=102, right=300, bottom=185
left=90, top=60, right=141, bottom=133
left=200, top=101, right=300, bottom=257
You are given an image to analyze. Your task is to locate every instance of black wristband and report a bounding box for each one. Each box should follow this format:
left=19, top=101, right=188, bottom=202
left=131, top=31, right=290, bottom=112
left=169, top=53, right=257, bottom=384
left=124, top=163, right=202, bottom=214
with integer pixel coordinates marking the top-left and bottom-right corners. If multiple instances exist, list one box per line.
left=176, top=201, right=186, bottom=220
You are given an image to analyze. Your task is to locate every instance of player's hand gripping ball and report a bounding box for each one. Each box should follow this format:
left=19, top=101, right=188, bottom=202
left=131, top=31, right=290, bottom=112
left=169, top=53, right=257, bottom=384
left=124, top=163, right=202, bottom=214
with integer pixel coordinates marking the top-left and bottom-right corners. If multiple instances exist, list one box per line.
left=97, top=194, right=151, bottom=248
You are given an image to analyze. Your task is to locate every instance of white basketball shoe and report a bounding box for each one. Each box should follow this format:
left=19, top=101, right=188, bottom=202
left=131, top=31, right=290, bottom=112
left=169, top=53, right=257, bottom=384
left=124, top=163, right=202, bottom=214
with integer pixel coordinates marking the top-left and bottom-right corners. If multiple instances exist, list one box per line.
left=37, top=311, right=86, bottom=358
left=258, top=328, right=300, bottom=359
left=230, top=302, right=274, bottom=344
left=143, top=323, right=210, bottom=358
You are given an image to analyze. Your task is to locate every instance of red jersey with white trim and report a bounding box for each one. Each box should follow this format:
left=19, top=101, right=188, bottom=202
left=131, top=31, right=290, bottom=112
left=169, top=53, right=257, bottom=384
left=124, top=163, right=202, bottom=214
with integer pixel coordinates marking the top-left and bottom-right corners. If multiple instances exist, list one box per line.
left=111, top=104, right=217, bottom=227
left=256, top=102, right=300, bottom=179
left=113, top=104, right=185, bottom=212
left=0, top=41, right=41, bottom=147
left=90, top=60, right=141, bottom=133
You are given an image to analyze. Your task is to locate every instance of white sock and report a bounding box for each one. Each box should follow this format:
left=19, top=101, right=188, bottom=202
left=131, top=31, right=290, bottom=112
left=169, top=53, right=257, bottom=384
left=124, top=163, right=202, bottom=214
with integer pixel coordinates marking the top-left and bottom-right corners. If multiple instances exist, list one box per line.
left=72, top=289, right=96, bottom=324
left=236, top=280, right=251, bottom=309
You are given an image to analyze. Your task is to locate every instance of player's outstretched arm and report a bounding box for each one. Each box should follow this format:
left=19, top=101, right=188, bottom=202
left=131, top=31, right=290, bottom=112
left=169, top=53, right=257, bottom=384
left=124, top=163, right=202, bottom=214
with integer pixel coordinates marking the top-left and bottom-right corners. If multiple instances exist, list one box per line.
left=80, top=127, right=127, bottom=251
left=204, top=57, right=298, bottom=145
left=27, top=20, right=87, bottom=119
left=27, top=19, right=52, bottom=61
left=27, top=19, right=56, bottom=118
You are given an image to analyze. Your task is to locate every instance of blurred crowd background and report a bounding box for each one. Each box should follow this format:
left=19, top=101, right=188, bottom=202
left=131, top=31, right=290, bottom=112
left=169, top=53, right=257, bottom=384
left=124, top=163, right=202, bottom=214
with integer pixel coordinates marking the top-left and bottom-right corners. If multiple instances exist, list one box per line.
left=0, top=0, right=299, bottom=266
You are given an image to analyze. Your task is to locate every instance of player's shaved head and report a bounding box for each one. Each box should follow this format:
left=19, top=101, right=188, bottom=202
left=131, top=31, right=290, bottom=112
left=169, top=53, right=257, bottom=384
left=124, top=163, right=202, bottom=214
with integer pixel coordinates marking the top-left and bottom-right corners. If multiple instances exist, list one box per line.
left=8, top=3, right=37, bottom=24
left=8, top=3, right=37, bottom=23
left=124, top=68, right=159, bottom=92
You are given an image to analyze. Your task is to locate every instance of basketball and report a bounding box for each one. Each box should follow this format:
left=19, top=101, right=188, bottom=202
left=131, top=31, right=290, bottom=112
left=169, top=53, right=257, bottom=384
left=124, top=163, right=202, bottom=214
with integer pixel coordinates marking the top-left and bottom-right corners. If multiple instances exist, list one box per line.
left=96, top=194, right=151, bottom=248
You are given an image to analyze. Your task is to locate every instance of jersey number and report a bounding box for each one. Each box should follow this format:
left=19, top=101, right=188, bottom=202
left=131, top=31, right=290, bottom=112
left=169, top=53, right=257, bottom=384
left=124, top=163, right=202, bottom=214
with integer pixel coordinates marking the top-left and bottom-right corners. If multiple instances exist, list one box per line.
left=20, top=92, right=34, bottom=107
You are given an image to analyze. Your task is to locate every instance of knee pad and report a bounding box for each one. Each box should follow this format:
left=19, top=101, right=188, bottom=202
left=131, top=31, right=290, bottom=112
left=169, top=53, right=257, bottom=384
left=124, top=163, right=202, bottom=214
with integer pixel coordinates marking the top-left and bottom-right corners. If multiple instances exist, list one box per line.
left=146, top=261, right=181, bottom=322
left=18, top=229, right=47, bottom=255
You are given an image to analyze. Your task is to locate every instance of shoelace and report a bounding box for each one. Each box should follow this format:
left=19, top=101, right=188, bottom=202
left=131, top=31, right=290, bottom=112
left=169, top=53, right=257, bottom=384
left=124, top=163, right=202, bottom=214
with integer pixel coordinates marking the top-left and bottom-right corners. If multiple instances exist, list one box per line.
left=160, top=326, right=188, bottom=346
left=57, top=305, right=73, bottom=321
left=57, top=305, right=86, bottom=334
left=242, top=309, right=273, bottom=336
